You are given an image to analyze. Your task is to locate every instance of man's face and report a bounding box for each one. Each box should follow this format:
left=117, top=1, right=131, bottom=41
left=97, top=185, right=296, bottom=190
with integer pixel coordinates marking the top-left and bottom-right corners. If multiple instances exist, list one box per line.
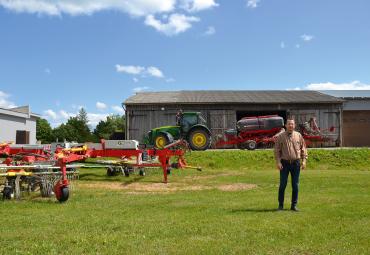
left=286, top=120, right=295, bottom=133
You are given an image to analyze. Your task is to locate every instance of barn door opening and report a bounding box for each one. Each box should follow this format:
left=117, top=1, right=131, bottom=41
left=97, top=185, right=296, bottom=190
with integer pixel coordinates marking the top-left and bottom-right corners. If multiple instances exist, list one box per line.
left=16, top=130, right=30, bottom=144
left=236, top=111, right=287, bottom=122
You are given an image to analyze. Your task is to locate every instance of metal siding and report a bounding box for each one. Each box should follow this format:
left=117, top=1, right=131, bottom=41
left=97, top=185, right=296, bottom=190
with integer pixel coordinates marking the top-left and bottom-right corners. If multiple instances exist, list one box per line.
left=343, top=111, right=370, bottom=146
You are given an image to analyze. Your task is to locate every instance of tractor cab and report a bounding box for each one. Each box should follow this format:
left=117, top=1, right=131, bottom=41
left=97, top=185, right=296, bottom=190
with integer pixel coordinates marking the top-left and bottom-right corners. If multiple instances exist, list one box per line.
left=176, top=112, right=207, bottom=134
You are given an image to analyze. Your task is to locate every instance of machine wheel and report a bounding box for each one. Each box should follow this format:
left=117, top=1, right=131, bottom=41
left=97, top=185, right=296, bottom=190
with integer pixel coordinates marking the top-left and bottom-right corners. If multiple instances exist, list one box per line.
left=106, top=166, right=116, bottom=176
left=188, top=128, right=211, bottom=151
left=56, top=186, right=69, bottom=203
left=2, top=186, right=13, bottom=200
left=246, top=140, right=257, bottom=150
left=123, top=167, right=130, bottom=177
left=154, top=133, right=173, bottom=149
left=139, top=168, right=146, bottom=176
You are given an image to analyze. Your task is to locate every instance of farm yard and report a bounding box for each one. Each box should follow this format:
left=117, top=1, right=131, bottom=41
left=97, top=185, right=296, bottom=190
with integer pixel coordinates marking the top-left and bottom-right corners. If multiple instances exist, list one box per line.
left=1, top=149, right=369, bottom=255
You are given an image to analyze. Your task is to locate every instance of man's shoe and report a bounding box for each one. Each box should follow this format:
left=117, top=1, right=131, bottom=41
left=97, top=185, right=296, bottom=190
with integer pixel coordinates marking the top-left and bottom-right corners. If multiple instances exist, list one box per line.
left=290, top=206, right=299, bottom=212
left=277, top=205, right=284, bottom=211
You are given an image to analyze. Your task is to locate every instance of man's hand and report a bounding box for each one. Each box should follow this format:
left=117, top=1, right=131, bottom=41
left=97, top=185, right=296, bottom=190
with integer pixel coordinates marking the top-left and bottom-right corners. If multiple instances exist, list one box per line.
left=276, top=162, right=283, bottom=171
left=301, top=160, right=306, bottom=170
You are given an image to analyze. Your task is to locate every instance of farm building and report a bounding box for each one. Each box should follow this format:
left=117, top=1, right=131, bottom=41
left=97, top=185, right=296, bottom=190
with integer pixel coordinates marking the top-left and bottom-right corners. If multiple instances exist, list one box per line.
left=0, top=105, right=40, bottom=144
left=321, top=90, right=370, bottom=147
left=124, top=91, right=343, bottom=148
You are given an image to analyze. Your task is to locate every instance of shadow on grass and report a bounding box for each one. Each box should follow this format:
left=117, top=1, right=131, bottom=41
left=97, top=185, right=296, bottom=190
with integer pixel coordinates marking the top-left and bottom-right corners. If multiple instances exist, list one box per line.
left=231, top=208, right=279, bottom=213
left=121, top=176, right=145, bottom=185
left=79, top=173, right=126, bottom=182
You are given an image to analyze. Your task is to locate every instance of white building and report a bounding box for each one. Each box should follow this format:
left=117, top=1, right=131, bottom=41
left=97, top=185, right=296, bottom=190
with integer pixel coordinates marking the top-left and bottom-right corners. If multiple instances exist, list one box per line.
left=0, top=105, right=40, bottom=144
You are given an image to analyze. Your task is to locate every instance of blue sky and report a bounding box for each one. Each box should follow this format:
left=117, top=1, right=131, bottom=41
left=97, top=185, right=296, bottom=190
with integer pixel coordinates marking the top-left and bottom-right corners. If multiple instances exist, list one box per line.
left=0, top=0, right=370, bottom=127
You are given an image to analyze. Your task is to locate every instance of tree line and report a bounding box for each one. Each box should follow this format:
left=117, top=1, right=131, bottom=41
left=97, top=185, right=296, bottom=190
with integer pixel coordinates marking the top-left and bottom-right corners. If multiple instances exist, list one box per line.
left=36, top=108, right=125, bottom=143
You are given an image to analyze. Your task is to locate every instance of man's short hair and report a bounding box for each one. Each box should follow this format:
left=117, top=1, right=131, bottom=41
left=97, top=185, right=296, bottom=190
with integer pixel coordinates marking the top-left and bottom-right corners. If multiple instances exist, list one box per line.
left=286, top=118, right=295, bottom=124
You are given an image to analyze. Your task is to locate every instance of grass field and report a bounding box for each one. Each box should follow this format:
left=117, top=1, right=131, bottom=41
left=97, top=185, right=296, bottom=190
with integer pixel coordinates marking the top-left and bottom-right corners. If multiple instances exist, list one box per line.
left=1, top=149, right=370, bottom=254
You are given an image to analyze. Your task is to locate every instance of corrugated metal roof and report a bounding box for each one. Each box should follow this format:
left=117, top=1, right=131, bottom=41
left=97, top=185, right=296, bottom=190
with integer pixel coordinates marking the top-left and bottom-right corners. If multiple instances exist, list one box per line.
left=125, top=90, right=343, bottom=105
left=320, top=90, right=370, bottom=99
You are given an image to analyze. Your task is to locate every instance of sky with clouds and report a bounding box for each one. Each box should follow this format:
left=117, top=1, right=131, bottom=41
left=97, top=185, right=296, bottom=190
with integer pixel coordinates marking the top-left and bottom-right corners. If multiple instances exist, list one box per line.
left=0, top=0, right=370, bottom=127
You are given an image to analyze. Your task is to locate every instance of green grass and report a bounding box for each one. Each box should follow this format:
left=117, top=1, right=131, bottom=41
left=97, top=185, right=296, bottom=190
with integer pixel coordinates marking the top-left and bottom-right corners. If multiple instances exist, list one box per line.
left=1, top=148, right=370, bottom=254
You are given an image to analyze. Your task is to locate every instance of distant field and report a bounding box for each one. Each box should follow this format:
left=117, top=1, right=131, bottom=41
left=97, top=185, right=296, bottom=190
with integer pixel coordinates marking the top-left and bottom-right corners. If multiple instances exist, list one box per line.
left=1, top=149, right=369, bottom=254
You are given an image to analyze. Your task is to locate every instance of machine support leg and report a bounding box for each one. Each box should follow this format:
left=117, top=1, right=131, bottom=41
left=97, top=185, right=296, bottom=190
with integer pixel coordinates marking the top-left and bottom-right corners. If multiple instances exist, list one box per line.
left=159, top=156, right=168, bottom=183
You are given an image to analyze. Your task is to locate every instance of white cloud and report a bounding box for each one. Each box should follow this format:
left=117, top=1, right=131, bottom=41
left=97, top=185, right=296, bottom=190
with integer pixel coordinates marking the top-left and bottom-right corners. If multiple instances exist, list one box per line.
left=280, top=41, right=285, bottom=49
left=204, top=26, right=215, bottom=36
left=295, top=44, right=300, bottom=49
left=166, top=78, right=176, bottom=83
left=147, top=66, right=164, bottom=78
left=59, top=110, right=71, bottom=119
left=116, top=65, right=166, bottom=79
left=96, top=101, right=107, bottom=110
left=0, top=0, right=218, bottom=36
left=44, top=68, right=51, bottom=74
left=43, top=109, right=57, bottom=120
left=43, top=109, right=76, bottom=121
left=181, top=0, right=218, bottom=12
left=0, top=91, right=16, bottom=108
left=43, top=108, right=115, bottom=128
left=133, top=86, right=150, bottom=93
left=115, top=65, right=145, bottom=75
left=301, top=34, right=314, bottom=42
left=247, top=0, right=260, bottom=9
left=145, top=13, right=200, bottom=36
left=112, top=105, right=125, bottom=114
left=87, top=113, right=110, bottom=127
left=0, top=0, right=176, bottom=17
left=305, top=81, right=370, bottom=90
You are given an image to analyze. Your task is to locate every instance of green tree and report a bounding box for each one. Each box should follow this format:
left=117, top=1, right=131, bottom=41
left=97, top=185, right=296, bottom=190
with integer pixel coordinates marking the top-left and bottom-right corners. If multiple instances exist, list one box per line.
left=36, top=118, right=53, bottom=143
left=94, top=115, right=125, bottom=140
left=52, top=114, right=95, bottom=143
left=52, top=123, right=70, bottom=142
left=77, top=108, right=88, bottom=124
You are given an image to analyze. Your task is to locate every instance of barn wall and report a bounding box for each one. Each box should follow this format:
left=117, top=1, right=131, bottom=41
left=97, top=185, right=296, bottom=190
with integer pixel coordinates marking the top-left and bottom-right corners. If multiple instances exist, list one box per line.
left=288, top=107, right=341, bottom=147
left=125, top=103, right=342, bottom=147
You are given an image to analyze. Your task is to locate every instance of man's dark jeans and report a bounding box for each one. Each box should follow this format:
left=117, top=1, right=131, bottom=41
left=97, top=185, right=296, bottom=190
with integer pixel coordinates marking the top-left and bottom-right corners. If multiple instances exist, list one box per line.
left=279, top=160, right=300, bottom=207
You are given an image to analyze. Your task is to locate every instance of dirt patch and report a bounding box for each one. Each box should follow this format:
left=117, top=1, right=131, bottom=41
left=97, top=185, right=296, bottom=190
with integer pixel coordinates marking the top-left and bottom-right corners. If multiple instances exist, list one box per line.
left=79, top=181, right=257, bottom=193
left=217, top=183, right=257, bottom=191
left=79, top=181, right=212, bottom=192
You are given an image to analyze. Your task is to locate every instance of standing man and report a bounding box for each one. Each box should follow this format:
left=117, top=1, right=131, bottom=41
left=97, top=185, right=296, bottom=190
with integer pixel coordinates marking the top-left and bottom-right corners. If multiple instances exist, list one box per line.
left=274, top=118, right=308, bottom=211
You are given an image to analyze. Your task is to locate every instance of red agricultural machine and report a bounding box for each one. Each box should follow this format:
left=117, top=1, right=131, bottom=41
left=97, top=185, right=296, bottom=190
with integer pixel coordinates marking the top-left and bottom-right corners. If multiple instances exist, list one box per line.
left=215, top=115, right=336, bottom=150
left=0, top=139, right=198, bottom=203
left=215, top=115, right=285, bottom=150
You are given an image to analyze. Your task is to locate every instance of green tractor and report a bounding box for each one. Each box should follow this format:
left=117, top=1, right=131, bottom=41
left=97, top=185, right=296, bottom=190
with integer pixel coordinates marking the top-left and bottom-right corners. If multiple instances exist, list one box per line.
left=144, top=111, right=212, bottom=151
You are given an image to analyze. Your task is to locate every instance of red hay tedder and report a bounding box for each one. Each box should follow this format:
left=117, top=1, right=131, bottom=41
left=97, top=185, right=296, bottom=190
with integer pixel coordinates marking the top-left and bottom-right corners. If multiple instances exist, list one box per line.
left=0, top=139, right=199, bottom=203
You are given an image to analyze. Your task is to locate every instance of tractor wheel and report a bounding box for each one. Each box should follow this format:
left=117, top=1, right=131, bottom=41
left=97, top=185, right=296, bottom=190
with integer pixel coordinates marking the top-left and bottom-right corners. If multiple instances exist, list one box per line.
left=154, top=133, right=173, bottom=149
left=246, top=140, right=257, bottom=150
left=188, top=128, right=211, bottom=151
